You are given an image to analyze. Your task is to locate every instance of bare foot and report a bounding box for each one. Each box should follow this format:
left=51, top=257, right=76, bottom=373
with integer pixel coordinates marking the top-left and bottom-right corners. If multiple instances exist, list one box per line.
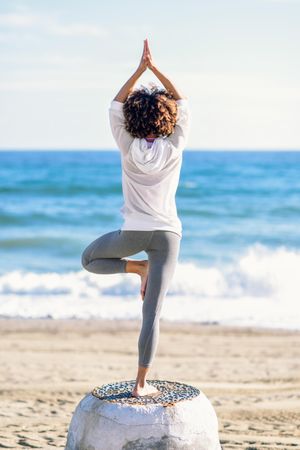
left=131, top=381, right=160, bottom=397
left=139, top=260, right=149, bottom=301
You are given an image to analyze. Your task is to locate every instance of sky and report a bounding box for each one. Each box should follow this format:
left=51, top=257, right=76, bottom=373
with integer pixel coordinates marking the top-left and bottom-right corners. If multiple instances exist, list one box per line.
left=0, top=0, right=299, bottom=150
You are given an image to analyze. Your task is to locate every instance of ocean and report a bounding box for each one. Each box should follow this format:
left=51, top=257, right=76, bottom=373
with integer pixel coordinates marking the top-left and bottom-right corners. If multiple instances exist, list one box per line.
left=1, top=150, right=300, bottom=329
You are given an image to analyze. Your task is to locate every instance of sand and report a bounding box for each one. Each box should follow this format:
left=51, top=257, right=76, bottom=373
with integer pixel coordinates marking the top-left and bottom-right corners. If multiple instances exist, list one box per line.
left=0, top=318, right=299, bottom=449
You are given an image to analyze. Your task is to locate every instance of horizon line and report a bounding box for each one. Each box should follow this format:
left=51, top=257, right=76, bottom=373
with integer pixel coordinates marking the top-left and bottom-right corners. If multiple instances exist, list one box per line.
left=1, top=148, right=300, bottom=152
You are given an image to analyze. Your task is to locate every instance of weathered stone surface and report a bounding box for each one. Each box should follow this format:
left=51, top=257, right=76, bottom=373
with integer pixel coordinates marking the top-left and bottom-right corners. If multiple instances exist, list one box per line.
left=65, top=380, right=222, bottom=450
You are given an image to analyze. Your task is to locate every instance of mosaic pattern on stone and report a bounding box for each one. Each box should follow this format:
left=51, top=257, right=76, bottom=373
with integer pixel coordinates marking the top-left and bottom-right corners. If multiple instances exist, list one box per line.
left=92, top=379, right=200, bottom=407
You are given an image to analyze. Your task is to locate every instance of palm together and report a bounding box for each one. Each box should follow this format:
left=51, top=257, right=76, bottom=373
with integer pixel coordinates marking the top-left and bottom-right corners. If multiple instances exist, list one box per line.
left=138, top=38, right=155, bottom=72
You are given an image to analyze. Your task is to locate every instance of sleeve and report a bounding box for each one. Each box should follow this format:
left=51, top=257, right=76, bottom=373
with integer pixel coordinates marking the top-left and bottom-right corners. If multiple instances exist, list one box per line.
left=168, top=98, right=191, bottom=152
left=108, top=100, right=134, bottom=155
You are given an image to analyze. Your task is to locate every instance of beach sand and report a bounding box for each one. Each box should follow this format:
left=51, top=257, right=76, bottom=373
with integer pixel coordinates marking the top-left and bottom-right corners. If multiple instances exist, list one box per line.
left=0, top=318, right=299, bottom=449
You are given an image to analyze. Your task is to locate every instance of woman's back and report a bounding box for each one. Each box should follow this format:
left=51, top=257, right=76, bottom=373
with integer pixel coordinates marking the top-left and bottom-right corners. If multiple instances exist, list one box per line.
left=109, top=98, right=191, bottom=238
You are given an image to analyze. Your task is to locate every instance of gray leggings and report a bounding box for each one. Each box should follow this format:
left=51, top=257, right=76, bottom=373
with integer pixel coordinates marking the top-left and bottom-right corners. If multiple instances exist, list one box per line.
left=81, top=229, right=181, bottom=368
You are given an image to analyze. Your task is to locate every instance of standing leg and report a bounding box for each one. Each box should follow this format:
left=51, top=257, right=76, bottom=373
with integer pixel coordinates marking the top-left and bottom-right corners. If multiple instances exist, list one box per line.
left=132, top=231, right=181, bottom=397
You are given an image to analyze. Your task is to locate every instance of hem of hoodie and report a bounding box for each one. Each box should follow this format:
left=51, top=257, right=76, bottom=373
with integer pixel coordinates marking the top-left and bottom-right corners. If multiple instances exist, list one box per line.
left=120, top=217, right=182, bottom=239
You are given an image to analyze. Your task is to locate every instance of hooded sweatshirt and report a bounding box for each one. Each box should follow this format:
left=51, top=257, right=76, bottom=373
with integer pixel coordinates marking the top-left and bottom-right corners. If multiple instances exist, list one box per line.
left=108, top=98, right=190, bottom=238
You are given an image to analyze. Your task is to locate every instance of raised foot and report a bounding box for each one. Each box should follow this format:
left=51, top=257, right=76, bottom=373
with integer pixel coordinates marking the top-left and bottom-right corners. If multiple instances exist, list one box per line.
left=131, top=381, right=161, bottom=398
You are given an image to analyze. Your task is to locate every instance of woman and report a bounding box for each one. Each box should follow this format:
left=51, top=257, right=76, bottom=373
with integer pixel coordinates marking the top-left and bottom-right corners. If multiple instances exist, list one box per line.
left=81, top=38, right=190, bottom=397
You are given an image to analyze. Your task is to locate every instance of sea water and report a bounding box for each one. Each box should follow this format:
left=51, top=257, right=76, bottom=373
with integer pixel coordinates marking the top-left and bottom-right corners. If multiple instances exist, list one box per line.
left=1, top=150, right=300, bottom=329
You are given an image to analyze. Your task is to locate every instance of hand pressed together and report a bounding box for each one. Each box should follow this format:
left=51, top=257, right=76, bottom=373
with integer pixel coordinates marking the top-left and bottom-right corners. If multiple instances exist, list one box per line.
left=137, top=38, right=156, bottom=72
left=113, top=38, right=185, bottom=103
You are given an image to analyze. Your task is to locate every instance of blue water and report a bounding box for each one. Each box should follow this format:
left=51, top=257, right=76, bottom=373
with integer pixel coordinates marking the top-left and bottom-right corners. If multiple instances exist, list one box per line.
left=1, top=150, right=299, bottom=273
left=1, top=150, right=300, bottom=327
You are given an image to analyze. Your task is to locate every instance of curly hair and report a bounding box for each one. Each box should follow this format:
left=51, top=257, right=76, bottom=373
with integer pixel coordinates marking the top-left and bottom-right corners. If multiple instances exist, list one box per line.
left=123, top=85, right=178, bottom=139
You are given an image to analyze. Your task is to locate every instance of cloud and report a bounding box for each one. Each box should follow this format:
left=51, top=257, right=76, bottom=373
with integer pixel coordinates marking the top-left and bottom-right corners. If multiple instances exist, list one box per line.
left=177, top=71, right=300, bottom=102
left=0, top=79, right=105, bottom=91
left=0, top=32, right=17, bottom=42
left=0, top=12, right=38, bottom=27
left=49, top=23, right=108, bottom=38
left=264, top=0, right=300, bottom=3
left=0, top=11, right=108, bottom=38
left=0, top=55, right=88, bottom=66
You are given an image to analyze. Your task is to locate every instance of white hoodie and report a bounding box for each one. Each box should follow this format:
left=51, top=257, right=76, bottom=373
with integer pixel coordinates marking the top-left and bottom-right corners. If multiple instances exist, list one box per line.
left=108, top=98, right=190, bottom=238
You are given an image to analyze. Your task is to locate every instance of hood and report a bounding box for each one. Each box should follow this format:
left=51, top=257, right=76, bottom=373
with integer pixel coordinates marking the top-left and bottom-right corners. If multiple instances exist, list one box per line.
left=129, top=137, right=171, bottom=174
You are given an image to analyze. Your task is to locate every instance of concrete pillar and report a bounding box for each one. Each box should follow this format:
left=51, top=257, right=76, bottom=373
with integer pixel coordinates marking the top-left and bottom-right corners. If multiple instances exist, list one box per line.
left=65, top=379, right=222, bottom=450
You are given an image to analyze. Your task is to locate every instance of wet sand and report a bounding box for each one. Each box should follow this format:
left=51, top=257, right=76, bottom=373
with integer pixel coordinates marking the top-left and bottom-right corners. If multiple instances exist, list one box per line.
left=0, top=318, right=300, bottom=449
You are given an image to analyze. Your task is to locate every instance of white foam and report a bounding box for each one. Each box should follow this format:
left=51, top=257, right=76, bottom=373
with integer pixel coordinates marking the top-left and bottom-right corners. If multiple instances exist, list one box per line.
left=1, top=243, right=300, bottom=329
